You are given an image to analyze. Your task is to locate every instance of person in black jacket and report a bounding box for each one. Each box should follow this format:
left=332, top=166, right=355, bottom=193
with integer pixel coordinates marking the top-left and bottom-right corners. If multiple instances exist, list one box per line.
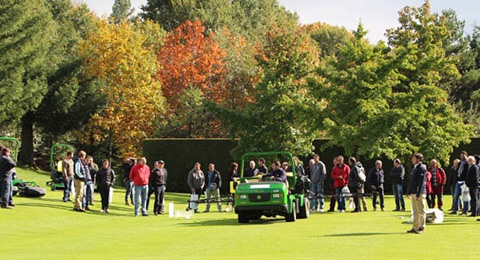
left=466, top=156, right=480, bottom=217
left=96, top=159, right=116, bottom=213
left=0, top=148, right=16, bottom=209
left=122, top=158, right=135, bottom=206
left=368, top=160, right=385, bottom=211
left=348, top=157, right=366, bottom=213
left=390, top=159, right=406, bottom=211
left=204, top=163, right=222, bottom=212
left=407, top=153, right=428, bottom=234
left=147, top=160, right=168, bottom=215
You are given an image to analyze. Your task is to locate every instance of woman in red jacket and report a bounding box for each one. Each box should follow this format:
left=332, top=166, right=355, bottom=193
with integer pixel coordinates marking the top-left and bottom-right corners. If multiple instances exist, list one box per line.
left=425, top=170, right=433, bottom=208
left=428, top=159, right=447, bottom=210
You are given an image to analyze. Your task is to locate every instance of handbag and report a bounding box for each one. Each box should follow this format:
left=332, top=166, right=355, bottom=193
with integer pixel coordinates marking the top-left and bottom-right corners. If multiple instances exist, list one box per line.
left=341, top=186, right=350, bottom=194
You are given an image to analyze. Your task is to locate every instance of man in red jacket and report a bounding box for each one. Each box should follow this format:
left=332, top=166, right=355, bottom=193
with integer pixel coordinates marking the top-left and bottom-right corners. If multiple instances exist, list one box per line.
left=428, top=159, right=446, bottom=210
left=130, top=157, right=151, bottom=217
left=331, top=156, right=351, bottom=212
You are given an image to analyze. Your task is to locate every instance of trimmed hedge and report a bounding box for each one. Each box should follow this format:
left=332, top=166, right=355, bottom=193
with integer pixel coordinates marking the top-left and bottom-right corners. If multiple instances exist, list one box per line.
left=143, top=138, right=480, bottom=194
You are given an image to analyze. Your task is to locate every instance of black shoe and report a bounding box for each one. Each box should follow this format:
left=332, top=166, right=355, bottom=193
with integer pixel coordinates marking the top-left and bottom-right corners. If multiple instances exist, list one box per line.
left=418, top=227, right=425, bottom=231
left=393, top=209, right=400, bottom=212
left=406, top=229, right=416, bottom=233
left=468, top=214, right=477, bottom=217
left=327, top=209, right=335, bottom=212
left=400, top=208, right=406, bottom=212
left=142, top=213, right=149, bottom=216
left=85, top=207, right=91, bottom=211
left=351, top=210, right=360, bottom=213
left=8, top=203, right=15, bottom=207
left=477, top=219, right=480, bottom=221
left=449, top=211, right=458, bottom=215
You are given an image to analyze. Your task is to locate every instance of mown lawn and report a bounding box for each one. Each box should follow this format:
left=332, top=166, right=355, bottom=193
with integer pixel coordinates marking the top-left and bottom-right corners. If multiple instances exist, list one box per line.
left=0, top=167, right=478, bottom=260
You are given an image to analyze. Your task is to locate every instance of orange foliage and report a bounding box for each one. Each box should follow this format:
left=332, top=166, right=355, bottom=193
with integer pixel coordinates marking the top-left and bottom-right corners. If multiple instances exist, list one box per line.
left=78, top=19, right=165, bottom=158
left=158, top=19, right=226, bottom=108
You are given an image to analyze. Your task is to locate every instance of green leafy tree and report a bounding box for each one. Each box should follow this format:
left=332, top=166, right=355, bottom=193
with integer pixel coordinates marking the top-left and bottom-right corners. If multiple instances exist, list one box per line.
left=110, top=0, right=135, bottom=24
left=0, top=0, right=54, bottom=164
left=214, top=21, right=318, bottom=159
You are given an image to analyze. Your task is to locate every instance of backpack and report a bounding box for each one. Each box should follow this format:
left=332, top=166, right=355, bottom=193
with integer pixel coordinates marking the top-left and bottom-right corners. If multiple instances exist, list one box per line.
left=357, top=166, right=366, bottom=183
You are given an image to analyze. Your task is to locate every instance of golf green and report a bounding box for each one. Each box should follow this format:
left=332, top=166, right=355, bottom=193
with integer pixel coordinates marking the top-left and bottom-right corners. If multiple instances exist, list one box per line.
left=0, top=168, right=477, bottom=259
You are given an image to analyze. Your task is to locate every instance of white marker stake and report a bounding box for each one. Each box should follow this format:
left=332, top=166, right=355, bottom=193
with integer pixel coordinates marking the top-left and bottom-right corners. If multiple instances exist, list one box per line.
left=169, top=202, right=174, bottom=218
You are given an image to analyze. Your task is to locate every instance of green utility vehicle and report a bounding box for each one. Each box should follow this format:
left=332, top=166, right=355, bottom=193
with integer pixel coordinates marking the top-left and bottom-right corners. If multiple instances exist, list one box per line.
left=234, top=151, right=310, bottom=223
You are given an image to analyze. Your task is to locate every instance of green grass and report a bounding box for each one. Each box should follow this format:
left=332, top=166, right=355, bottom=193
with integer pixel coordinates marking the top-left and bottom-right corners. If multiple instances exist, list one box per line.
left=1, top=167, right=478, bottom=260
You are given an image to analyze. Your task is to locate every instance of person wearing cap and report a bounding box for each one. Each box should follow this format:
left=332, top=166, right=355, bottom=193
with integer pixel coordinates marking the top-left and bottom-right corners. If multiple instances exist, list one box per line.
left=148, top=160, right=168, bottom=215
left=204, top=163, right=223, bottom=213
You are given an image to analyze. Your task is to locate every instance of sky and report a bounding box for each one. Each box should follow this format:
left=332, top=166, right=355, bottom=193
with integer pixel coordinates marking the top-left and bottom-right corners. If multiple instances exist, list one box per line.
left=78, top=0, right=480, bottom=43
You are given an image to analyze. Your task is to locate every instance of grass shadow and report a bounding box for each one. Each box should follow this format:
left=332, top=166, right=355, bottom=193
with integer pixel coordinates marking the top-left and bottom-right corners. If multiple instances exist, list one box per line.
left=322, top=232, right=400, bottom=237
left=177, top=217, right=284, bottom=227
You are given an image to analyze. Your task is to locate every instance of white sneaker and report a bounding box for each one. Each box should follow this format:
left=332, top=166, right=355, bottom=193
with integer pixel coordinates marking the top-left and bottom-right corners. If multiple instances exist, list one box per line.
left=99, top=209, right=104, bottom=213
left=341, top=210, right=346, bottom=213
left=225, top=207, right=230, bottom=212
left=319, top=208, right=324, bottom=213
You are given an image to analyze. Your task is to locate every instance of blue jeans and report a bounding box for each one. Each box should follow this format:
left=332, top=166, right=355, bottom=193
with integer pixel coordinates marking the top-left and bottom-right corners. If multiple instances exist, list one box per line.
left=0, top=179, right=11, bottom=207
left=310, top=183, right=324, bottom=210
left=9, top=174, right=13, bottom=205
left=392, top=184, right=405, bottom=210
left=125, top=181, right=134, bottom=203
left=63, top=177, right=73, bottom=201
left=335, top=187, right=346, bottom=211
left=134, top=185, right=148, bottom=215
left=83, top=181, right=93, bottom=208
left=453, top=181, right=464, bottom=213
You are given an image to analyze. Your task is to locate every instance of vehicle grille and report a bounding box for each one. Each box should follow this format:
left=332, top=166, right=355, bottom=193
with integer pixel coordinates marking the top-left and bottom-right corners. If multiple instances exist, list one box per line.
left=249, top=193, right=271, bottom=202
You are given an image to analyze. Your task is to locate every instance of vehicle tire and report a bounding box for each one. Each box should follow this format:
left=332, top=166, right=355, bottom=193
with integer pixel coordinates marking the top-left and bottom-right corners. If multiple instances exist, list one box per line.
left=298, top=197, right=310, bottom=219
left=285, top=202, right=296, bottom=222
left=251, top=213, right=262, bottom=220
left=238, top=213, right=249, bottom=223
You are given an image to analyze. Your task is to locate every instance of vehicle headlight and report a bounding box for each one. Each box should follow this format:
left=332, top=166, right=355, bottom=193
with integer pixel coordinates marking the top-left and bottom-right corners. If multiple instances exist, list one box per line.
left=240, top=195, right=247, bottom=199
left=273, top=193, right=281, bottom=198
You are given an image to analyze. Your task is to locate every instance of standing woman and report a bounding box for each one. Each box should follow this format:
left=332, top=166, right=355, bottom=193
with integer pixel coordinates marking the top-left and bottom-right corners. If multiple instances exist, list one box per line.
left=448, top=159, right=460, bottom=211
left=96, top=159, right=115, bottom=213
left=226, top=162, right=239, bottom=212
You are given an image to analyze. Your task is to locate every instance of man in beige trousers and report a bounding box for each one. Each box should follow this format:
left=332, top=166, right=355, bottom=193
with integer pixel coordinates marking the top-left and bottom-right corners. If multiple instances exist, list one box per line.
left=407, top=153, right=428, bottom=234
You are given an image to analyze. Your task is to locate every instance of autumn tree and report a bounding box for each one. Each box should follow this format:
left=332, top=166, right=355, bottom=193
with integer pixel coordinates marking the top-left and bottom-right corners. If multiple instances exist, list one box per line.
left=215, top=21, right=319, bottom=159
left=157, top=19, right=226, bottom=137
left=78, top=19, right=166, bottom=159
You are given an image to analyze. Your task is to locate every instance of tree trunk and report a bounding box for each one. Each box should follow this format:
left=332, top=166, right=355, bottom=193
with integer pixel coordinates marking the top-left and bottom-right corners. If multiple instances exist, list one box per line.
left=19, top=111, right=35, bottom=166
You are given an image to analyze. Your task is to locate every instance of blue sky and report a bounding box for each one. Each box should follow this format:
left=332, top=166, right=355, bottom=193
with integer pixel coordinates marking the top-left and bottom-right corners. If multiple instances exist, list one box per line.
left=78, top=0, right=480, bottom=43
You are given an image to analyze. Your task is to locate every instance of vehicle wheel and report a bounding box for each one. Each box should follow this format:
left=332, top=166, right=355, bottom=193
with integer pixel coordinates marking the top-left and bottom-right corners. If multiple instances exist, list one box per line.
left=251, top=213, right=262, bottom=220
left=285, top=202, right=296, bottom=222
left=238, top=213, right=249, bottom=223
left=298, top=197, right=310, bottom=219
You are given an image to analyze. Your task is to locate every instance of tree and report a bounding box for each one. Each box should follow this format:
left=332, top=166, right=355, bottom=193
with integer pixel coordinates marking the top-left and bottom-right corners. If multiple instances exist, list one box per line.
left=156, top=19, right=226, bottom=138
left=0, top=0, right=54, bottom=165
left=309, top=24, right=402, bottom=159
left=110, top=0, right=135, bottom=24
left=311, top=1, right=472, bottom=164
left=215, top=21, right=319, bottom=158
left=78, top=19, right=166, bottom=159
left=303, top=22, right=352, bottom=58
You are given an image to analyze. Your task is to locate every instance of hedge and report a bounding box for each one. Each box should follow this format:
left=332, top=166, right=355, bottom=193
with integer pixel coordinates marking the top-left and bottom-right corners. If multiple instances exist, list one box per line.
left=142, top=138, right=480, bottom=194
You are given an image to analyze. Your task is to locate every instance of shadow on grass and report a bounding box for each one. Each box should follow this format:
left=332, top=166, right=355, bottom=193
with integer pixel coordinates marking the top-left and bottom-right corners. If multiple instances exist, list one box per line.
left=177, top=217, right=284, bottom=227
left=322, top=232, right=400, bottom=237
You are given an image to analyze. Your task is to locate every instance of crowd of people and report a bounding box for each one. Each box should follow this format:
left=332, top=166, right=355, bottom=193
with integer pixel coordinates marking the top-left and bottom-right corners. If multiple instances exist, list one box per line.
left=2, top=146, right=479, bottom=232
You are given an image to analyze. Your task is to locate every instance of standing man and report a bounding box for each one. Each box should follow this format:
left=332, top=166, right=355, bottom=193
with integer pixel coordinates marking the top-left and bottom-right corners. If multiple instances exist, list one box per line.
left=331, top=156, right=350, bottom=213
left=390, top=159, right=406, bottom=211
left=293, top=157, right=305, bottom=177
left=428, top=159, right=446, bottom=210
left=451, top=151, right=469, bottom=214
left=62, top=151, right=74, bottom=202
left=187, top=162, right=205, bottom=213
left=204, top=163, right=222, bottom=213
left=309, top=154, right=326, bottom=212
left=122, top=158, right=135, bottom=206
left=73, top=151, right=88, bottom=212
left=348, top=157, right=365, bottom=213
left=368, top=160, right=385, bottom=211
left=466, top=156, right=480, bottom=217
left=96, top=159, right=115, bottom=213
left=0, top=148, right=16, bottom=209
left=447, top=159, right=460, bottom=211
left=407, top=153, right=428, bottom=234
left=150, top=160, right=168, bottom=215
left=85, top=156, right=98, bottom=206
left=130, top=157, right=150, bottom=217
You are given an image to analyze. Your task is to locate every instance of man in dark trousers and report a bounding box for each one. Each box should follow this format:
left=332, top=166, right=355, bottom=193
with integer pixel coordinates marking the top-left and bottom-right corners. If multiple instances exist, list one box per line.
left=122, top=158, right=135, bottom=206
left=348, top=157, right=366, bottom=213
left=451, top=151, right=469, bottom=214
left=407, top=153, right=428, bottom=234
left=96, top=159, right=115, bottom=213
left=148, top=160, right=168, bottom=215
left=466, top=156, right=480, bottom=217
left=0, top=148, right=16, bottom=209
left=204, top=163, right=222, bottom=213
left=368, top=160, right=385, bottom=211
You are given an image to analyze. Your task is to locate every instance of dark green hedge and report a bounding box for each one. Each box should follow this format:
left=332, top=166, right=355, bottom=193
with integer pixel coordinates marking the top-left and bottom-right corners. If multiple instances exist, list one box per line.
left=143, top=138, right=480, bottom=194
